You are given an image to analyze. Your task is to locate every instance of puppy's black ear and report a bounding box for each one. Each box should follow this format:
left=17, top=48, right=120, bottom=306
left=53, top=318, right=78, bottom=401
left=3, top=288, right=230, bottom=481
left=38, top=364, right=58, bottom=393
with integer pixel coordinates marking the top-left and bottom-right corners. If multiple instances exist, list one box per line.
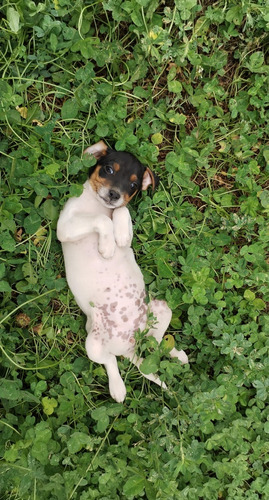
left=84, top=140, right=108, bottom=159
left=142, top=167, right=159, bottom=191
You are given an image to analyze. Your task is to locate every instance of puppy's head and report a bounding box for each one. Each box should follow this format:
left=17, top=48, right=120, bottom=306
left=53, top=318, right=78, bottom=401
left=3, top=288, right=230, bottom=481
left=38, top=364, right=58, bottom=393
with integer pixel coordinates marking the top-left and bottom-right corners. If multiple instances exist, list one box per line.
left=84, top=140, right=159, bottom=209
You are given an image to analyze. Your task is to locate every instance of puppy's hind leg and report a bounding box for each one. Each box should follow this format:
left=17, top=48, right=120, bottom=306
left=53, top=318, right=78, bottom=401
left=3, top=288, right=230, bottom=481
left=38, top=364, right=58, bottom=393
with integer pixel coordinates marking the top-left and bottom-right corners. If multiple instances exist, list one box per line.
left=85, top=319, right=126, bottom=403
left=148, top=300, right=188, bottom=364
left=126, top=351, right=167, bottom=390
left=125, top=300, right=188, bottom=392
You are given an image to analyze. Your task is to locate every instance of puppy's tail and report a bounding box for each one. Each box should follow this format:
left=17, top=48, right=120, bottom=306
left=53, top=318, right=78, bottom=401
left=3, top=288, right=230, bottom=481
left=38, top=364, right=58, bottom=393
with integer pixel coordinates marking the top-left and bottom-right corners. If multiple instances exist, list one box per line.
left=127, top=354, right=167, bottom=390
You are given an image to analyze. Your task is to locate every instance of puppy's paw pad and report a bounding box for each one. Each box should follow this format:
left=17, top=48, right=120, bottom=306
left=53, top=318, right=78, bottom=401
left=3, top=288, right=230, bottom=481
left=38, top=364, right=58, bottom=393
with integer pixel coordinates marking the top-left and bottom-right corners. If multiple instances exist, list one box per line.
left=109, top=379, right=126, bottom=403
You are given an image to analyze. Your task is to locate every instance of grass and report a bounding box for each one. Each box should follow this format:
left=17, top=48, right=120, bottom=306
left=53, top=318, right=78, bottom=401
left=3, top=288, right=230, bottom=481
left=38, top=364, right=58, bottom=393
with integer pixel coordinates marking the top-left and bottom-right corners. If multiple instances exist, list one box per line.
left=0, top=0, right=269, bottom=498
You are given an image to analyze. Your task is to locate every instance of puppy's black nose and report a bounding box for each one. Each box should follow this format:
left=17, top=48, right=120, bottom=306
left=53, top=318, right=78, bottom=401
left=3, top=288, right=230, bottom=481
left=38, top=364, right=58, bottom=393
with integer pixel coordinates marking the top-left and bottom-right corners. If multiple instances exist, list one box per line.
left=108, top=189, right=120, bottom=201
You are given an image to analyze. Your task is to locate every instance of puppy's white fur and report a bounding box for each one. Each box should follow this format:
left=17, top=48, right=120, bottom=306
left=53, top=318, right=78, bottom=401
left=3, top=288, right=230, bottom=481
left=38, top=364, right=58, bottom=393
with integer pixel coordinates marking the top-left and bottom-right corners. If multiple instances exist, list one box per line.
left=57, top=142, right=188, bottom=402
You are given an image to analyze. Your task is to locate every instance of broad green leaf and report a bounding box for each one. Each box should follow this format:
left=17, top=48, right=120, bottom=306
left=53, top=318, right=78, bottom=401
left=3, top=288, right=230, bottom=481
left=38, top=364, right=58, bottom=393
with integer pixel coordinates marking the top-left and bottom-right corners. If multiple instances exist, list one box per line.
left=167, top=111, right=186, bottom=125
left=179, top=0, right=197, bottom=9
left=69, top=184, right=84, bottom=197
left=139, top=354, right=159, bottom=375
left=226, top=6, right=244, bottom=25
left=4, top=445, right=19, bottom=463
left=44, top=163, right=60, bottom=176
left=264, top=422, right=269, bottom=434
left=151, top=133, right=163, bottom=145
left=123, top=475, right=145, bottom=497
left=91, top=406, right=109, bottom=433
left=243, top=290, right=255, bottom=301
left=259, top=190, right=269, bottom=209
left=24, top=212, right=42, bottom=234
left=50, top=32, right=58, bottom=51
left=252, top=298, right=265, bottom=310
left=22, top=262, right=37, bottom=285
left=248, top=51, right=264, bottom=71
left=157, top=259, right=174, bottom=278
left=0, top=379, right=21, bottom=400
left=31, top=441, right=49, bottom=464
left=61, top=99, right=79, bottom=119
left=7, top=7, right=20, bottom=33
left=43, top=199, right=58, bottom=221
left=67, top=432, right=93, bottom=454
left=168, top=80, right=182, bottom=94
left=1, top=231, right=16, bottom=252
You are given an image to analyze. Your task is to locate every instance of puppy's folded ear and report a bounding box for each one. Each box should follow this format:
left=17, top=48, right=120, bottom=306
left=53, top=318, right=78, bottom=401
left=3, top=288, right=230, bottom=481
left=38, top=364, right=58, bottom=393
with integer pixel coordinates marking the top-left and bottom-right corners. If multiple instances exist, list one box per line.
left=84, top=140, right=108, bottom=159
left=142, top=167, right=159, bottom=191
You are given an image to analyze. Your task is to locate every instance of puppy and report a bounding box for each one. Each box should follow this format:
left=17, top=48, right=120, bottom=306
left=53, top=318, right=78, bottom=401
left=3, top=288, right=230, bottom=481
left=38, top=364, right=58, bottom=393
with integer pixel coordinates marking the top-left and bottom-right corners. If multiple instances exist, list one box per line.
left=57, top=141, right=188, bottom=402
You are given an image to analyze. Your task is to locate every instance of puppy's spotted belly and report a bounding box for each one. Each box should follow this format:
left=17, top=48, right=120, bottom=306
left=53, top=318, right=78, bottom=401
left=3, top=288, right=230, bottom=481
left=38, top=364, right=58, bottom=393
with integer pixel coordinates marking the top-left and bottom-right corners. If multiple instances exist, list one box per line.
left=62, top=237, right=148, bottom=354
left=91, top=293, right=148, bottom=356
left=87, top=271, right=148, bottom=354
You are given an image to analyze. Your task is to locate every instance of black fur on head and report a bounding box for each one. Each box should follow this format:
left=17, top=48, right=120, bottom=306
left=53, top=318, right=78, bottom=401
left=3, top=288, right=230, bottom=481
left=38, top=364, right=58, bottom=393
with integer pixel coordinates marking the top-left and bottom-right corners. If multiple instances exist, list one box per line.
left=84, top=141, right=159, bottom=196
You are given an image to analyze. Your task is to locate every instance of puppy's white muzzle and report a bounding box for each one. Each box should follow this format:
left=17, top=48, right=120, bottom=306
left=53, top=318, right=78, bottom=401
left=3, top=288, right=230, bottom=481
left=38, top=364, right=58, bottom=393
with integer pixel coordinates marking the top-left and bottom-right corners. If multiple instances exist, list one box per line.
left=97, top=186, right=124, bottom=209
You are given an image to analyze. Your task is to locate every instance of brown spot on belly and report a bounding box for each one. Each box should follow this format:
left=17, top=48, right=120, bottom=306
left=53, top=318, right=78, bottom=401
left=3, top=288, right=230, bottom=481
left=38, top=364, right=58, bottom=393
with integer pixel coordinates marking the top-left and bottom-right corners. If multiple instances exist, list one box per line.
left=106, top=318, right=116, bottom=327
left=133, top=305, right=147, bottom=331
left=100, top=304, right=108, bottom=315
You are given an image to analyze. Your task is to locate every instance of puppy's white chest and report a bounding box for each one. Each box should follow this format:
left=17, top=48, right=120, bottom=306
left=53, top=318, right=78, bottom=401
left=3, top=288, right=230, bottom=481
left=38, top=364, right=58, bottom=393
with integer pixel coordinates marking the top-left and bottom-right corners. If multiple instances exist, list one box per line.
left=62, top=235, right=144, bottom=313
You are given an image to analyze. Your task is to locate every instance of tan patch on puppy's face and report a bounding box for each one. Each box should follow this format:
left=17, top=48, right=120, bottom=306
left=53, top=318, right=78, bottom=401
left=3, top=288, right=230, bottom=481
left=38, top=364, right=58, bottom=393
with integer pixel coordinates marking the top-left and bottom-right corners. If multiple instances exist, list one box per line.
left=123, top=190, right=138, bottom=205
left=113, top=162, right=120, bottom=172
left=89, top=165, right=111, bottom=193
left=123, top=173, right=138, bottom=204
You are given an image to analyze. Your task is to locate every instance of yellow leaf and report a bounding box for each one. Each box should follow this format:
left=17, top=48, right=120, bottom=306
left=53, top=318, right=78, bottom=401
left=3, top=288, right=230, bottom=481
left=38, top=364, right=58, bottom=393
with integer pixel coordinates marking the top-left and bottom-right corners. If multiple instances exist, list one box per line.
left=16, top=106, right=28, bottom=119
left=33, top=226, right=47, bottom=246
left=218, top=141, right=226, bottom=152
left=161, top=334, right=175, bottom=352
left=149, top=30, right=158, bottom=40
left=151, top=133, right=163, bottom=145
left=42, top=397, right=58, bottom=416
left=32, top=119, right=43, bottom=127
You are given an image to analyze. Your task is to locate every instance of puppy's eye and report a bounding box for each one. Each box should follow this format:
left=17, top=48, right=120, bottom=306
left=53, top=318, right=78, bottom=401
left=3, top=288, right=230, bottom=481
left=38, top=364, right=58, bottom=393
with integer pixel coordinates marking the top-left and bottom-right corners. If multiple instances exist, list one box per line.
left=130, top=181, right=138, bottom=191
left=104, top=165, right=114, bottom=175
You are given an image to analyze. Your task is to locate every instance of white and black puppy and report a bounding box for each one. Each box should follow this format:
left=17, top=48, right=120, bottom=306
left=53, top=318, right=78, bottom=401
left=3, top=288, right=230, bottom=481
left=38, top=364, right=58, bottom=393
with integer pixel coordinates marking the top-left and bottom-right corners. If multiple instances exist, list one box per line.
left=57, top=141, right=188, bottom=402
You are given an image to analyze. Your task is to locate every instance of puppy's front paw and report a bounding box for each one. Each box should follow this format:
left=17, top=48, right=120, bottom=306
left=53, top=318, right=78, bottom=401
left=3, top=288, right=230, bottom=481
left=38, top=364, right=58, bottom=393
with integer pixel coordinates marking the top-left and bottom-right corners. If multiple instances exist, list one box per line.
left=115, top=227, right=133, bottom=248
left=98, top=236, right=116, bottom=259
left=113, top=206, right=133, bottom=248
